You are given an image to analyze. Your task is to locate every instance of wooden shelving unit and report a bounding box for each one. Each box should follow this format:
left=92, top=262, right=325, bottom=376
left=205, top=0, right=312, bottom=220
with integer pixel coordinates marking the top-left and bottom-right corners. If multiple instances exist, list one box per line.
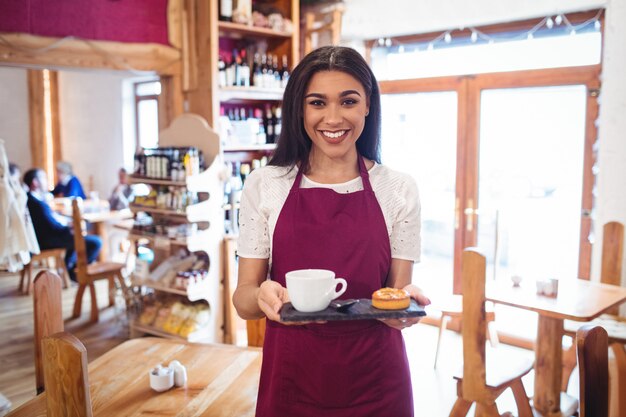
left=129, top=114, right=225, bottom=343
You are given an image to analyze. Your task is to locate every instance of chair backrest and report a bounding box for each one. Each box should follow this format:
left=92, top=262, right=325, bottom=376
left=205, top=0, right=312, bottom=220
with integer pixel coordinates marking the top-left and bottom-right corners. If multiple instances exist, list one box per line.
left=42, top=332, right=93, bottom=417
left=601, top=221, right=624, bottom=315
left=577, top=325, right=609, bottom=417
left=33, top=270, right=64, bottom=394
left=461, top=248, right=488, bottom=401
left=71, top=199, right=89, bottom=278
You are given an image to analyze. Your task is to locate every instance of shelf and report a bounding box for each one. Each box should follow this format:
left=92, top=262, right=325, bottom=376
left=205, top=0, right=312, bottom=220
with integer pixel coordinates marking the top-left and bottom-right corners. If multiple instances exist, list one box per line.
left=132, top=273, right=211, bottom=302
left=223, top=143, right=276, bottom=152
left=131, top=322, right=213, bottom=344
left=218, top=21, right=293, bottom=39
left=129, top=204, right=188, bottom=217
left=131, top=322, right=186, bottom=340
left=128, top=228, right=211, bottom=251
left=219, top=86, right=285, bottom=101
left=128, top=176, right=186, bottom=186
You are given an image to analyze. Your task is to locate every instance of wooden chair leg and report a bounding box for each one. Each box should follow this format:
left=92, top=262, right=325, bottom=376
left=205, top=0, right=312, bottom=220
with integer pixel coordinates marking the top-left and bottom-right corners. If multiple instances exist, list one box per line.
left=510, top=378, right=533, bottom=417
left=449, top=397, right=472, bottom=417
left=562, top=342, right=578, bottom=392
left=89, top=283, right=99, bottom=322
left=475, top=403, right=501, bottom=417
left=611, top=343, right=626, bottom=417
left=73, top=284, right=86, bottom=318
left=107, top=277, right=115, bottom=307
left=26, top=266, right=34, bottom=295
left=487, top=320, right=499, bottom=348
left=435, top=314, right=450, bottom=369
left=55, top=253, right=71, bottom=289
left=19, top=266, right=27, bottom=292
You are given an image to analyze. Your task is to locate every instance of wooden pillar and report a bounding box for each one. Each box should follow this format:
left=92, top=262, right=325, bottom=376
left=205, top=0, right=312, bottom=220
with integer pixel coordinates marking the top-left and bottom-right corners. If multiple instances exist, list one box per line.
left=159, top=74, right=184, bottom=131
left=27, top=69, right=61, bottom=185
left=184, top=0, right=219, bottom=128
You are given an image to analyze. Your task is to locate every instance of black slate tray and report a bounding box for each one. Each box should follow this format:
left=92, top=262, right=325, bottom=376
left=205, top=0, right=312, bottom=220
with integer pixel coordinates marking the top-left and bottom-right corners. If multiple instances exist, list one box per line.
left=280, top=299, right=426, bottom=322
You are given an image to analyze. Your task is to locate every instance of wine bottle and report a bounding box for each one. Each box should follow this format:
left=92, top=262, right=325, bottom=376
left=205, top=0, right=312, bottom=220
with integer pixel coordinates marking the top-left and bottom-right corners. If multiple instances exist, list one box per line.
left=252, top=53, right=262, bottom=87
left=218, top=54, right=227, bottom=88
left=219, top=0, right=233, bottom=22
left=274, top=107, right=282, bottom=141
left=240, top=49, right=250, bottom=87
left=265, top=105, right=275, bottom=143
left=281, top=55, right=290, bottom=88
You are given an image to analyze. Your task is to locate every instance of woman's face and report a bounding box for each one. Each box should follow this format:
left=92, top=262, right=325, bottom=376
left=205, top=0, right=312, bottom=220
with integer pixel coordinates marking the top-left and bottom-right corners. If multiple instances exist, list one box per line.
left=303, top=70, right=369, bottom=163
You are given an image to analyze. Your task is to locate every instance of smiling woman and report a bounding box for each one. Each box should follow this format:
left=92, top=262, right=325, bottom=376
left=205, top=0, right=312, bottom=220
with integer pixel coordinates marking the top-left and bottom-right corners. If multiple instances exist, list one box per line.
left=303, top=71, right=370, bottom=182
left=232, top=46, right=431, bottom=417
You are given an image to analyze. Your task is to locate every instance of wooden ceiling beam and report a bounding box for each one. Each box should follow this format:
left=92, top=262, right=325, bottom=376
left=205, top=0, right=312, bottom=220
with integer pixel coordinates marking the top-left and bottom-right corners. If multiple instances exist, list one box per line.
left=0, top=32, right=181, bottom=75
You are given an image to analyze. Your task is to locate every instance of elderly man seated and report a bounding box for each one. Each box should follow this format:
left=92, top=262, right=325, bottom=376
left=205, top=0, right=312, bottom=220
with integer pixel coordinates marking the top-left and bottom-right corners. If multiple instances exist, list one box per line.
left=23, top=168, right=101, bottom=281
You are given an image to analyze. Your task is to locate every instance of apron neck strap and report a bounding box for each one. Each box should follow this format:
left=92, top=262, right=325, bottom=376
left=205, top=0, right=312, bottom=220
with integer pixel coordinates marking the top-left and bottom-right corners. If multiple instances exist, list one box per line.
left=290, top=155, right=373, bottom=192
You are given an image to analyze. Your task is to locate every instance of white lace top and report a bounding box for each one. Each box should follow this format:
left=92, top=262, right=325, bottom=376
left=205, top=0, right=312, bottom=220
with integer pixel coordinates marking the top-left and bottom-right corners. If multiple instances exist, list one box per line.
left=237, top=163, right=421, bottom=264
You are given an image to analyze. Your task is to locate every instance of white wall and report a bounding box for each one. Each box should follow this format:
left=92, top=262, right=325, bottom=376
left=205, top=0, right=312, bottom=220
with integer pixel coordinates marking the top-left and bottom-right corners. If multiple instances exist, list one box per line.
left=0, top=67, right=30, bottom=171
left=342, top=0, right=626, bottom=293
left=58, top=70, right=128, bottom=200
left=594, top=0, right=626, bottom=300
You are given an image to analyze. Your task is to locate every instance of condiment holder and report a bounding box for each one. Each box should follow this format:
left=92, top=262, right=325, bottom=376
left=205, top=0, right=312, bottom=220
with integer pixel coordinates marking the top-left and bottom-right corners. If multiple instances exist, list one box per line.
left=536, top=278, right=559, bottom=298
left=149, top=361, right=188, bottom=392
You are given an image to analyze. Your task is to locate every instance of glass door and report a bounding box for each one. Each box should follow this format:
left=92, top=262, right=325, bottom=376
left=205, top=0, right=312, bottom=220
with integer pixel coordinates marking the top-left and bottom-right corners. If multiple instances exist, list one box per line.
left=475, top=85, right=587, bottom=283
left=472, top=84, right=590, bottom=339
left=381, top=91, right=459, bottom=297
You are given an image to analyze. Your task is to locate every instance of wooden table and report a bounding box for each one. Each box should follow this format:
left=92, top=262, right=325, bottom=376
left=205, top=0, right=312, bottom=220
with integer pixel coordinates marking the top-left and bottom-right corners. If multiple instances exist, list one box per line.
left=7, top=338, right=262, bottom=417
left=487, top=279, right=626, bottom=417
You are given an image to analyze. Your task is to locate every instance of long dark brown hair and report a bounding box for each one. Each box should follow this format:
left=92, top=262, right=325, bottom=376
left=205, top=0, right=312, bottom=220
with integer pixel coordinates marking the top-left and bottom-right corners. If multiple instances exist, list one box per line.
left=269, top=46, right=382, bottom=173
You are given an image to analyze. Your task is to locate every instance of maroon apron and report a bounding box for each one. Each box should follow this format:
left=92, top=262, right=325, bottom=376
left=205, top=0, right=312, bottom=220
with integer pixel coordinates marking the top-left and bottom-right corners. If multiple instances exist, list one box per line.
left=256, top=156, right=413, bottom=417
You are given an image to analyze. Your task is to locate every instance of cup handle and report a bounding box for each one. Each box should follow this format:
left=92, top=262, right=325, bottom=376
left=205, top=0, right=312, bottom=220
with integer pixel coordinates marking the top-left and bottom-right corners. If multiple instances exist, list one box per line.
left=331, top=278, right=347, bottom=299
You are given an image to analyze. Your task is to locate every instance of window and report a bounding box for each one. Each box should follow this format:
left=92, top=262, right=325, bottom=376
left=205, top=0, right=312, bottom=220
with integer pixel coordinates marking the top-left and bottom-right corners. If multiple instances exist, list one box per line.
left=134, top=80, right=161, bottom=150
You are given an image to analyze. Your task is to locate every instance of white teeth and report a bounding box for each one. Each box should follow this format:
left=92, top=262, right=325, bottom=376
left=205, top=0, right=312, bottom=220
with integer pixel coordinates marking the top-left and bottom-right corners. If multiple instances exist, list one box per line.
left=322, top=130, right=346, bottom=138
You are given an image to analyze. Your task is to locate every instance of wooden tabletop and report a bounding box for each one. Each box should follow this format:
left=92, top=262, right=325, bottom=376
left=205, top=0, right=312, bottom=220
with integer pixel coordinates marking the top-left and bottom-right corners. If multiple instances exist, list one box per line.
left=486, top=278, right=626, bottom=416
left=486, top=279, right=626, bottom=321
left=7, top=338, right=262, bottom=417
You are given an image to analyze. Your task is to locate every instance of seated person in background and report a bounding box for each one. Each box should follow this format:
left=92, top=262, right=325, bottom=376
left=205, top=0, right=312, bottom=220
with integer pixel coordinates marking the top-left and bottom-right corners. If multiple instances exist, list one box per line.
left=52, top=161, right=86, bottom=199
left=9, top=162, right=28, bottom=192
left=24, top=168, right=101, bottom=281
left=108, top=168, right=134, bottom=210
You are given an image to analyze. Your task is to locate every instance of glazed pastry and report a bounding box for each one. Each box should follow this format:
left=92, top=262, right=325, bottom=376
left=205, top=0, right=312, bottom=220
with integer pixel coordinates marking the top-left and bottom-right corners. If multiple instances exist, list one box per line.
left=372, top=287, right=410, bottom=310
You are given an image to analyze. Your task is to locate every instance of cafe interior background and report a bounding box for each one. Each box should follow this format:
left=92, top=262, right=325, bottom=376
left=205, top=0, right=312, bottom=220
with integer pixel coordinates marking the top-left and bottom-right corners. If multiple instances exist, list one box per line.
left=1, top=0, right=626, bottom=415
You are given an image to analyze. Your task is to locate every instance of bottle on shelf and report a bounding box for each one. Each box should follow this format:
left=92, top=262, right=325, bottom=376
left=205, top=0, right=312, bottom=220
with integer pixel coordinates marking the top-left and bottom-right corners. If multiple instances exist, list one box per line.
left=219, top=0, right=233, bottom=22
left=274, top=106, right=282, bottom=142
left=218, top=55, right=227, bottom=88
left=272, top=55, right=281, bottom=88
left=281, top=55, right=290, bottom=88
left=252, top=52, right=262, bottom=87
left=264, top=105, right=275, bottom=143
left=239, top=49, right=250, bottom=87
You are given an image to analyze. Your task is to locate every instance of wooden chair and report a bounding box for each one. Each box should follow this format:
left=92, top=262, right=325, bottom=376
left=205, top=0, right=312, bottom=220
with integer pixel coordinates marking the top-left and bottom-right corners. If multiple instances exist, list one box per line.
left=577, top=325, right=609, bottom=417
left=247, top=318, right=266, bottom=348
left=562, top=222, right=626, bottom=416
left=19, top=248, right=70, bottom=294
left=449, top=249, right=534, bottom=417
left=71, top=199, right=127, bottom=322
left=33, top=270, right=64, bottom=394
left=434, top=294, right=498, bottom=369
left=41, top=332, right=93, bottom=417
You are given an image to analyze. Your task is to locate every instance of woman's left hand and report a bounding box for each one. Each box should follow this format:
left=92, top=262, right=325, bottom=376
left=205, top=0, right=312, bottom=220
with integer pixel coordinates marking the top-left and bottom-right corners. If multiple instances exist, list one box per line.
left=380, top=284, right=431, bottom=331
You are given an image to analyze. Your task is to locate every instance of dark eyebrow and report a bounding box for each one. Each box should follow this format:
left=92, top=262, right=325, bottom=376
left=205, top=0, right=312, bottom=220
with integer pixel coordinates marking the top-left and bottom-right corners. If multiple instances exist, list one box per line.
left=304, top=90, right=362, bottom=99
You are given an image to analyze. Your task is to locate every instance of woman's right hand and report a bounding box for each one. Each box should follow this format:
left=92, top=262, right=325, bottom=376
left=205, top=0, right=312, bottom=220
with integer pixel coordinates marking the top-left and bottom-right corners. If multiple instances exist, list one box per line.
left=257, top=280, right=290, bottom=322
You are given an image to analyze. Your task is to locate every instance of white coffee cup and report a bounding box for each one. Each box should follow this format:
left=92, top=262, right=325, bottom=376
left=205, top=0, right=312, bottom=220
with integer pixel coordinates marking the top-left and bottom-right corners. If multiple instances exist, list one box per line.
left=286, top=269, right=347, bottom=312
